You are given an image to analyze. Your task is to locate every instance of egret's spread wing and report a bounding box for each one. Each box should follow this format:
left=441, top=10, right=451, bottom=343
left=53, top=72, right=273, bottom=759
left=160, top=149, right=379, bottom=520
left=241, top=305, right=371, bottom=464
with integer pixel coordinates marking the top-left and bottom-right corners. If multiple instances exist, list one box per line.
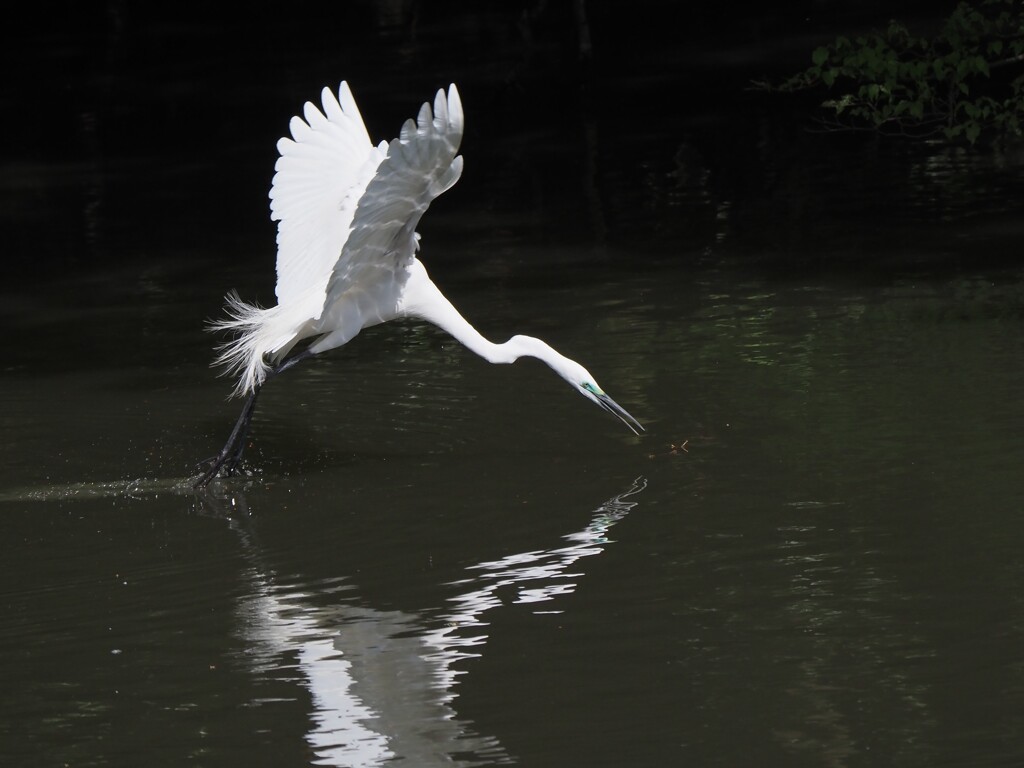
left=324, top=85, right=464, bottom=310
left=270, top=82, right=384, bottom=307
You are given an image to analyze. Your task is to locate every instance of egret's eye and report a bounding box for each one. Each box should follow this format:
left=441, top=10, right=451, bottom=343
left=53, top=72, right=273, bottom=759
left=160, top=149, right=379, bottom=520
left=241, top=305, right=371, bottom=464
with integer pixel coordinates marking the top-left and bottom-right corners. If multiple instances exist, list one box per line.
left=582, top=382, right=597, bottom=393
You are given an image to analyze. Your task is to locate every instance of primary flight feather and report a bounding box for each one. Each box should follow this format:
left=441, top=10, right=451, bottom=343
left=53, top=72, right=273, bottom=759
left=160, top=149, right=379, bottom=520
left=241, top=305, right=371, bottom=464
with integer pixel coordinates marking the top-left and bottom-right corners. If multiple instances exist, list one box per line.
left=194, top=82, right=641, bottom=487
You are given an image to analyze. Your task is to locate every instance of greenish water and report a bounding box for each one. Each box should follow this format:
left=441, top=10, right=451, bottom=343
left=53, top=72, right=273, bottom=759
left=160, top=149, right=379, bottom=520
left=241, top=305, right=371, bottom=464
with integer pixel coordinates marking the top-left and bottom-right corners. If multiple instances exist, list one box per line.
left=2, top=251, right=1023, bottom=766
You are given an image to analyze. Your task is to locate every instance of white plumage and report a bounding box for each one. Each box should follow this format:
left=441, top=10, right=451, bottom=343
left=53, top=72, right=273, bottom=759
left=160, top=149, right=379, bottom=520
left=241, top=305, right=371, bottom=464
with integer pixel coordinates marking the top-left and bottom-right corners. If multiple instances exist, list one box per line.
left=195, top=82, right=641, bottom=487
left=212, top=83, right=463, bottom=396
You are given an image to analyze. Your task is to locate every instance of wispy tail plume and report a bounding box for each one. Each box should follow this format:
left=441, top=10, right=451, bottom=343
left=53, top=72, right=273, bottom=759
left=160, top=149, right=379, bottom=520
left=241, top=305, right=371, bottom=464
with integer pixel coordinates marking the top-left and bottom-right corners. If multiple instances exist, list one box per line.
left=208, top=292, right=274, bottom=397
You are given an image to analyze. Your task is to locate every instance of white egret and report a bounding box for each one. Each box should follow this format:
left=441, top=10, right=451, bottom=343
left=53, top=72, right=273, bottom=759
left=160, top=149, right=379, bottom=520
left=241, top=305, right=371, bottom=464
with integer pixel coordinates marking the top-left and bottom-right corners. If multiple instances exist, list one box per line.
left=194, top=82, right=642, bottom=488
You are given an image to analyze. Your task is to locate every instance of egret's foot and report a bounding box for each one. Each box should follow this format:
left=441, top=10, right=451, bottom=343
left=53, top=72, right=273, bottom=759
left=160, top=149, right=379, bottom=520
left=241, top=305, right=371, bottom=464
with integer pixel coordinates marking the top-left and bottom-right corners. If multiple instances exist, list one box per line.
left=193, top=456, right=218, bottom=474
left=192, top=452, right=246, bottom=489
left=193, top=460, right=225, bottom=489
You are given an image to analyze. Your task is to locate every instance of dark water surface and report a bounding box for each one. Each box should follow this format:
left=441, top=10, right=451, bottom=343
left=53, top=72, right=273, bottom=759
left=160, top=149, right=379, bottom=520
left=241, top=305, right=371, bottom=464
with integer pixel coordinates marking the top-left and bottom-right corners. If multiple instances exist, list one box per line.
left=4, top=16, right=1024, bottom=766
left=4, top=251, right=1023, bottom=766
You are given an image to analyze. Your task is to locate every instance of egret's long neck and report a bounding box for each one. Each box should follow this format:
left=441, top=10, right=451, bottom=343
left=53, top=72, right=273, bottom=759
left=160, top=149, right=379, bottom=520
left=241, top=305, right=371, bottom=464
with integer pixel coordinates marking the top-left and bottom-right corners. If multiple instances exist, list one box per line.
left=401, top=260, right=556, bottom=366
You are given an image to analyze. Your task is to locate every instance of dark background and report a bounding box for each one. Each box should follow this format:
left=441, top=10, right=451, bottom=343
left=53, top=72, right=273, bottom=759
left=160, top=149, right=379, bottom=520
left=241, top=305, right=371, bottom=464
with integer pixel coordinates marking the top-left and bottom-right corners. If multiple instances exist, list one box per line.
left=8, top=0, right=1015, bottom=287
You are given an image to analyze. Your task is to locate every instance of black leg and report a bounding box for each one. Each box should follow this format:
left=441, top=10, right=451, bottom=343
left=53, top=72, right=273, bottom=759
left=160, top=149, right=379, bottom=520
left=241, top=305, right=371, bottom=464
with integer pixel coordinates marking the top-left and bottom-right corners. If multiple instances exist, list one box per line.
left=193, top=348, right=316, bottom=489
left=193, top=384, right=263, bottom=488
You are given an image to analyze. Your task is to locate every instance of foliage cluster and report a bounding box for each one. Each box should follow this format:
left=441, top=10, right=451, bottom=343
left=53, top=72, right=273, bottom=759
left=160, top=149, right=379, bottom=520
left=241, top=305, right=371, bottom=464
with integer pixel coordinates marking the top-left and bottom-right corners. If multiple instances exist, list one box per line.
left=764, top=0, right=1024, bottom=143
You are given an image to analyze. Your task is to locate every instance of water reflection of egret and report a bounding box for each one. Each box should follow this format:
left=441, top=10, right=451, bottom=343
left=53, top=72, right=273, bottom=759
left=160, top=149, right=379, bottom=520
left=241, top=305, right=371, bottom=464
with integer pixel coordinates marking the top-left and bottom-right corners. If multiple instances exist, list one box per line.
left=206, top=477, right=646, bottom=766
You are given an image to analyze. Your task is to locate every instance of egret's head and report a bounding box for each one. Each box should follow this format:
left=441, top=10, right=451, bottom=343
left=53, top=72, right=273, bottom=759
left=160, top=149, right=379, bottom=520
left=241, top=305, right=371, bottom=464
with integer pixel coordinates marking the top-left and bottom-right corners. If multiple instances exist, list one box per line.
left=571, top=368, right=644, bottom=436
left=517, top=337, right=643, bottom=435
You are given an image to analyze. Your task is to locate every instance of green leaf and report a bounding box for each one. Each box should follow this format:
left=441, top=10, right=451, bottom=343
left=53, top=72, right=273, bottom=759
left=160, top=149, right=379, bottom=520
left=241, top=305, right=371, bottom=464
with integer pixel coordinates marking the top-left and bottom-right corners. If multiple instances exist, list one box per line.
left=769, top=1, right=1024, bottom=144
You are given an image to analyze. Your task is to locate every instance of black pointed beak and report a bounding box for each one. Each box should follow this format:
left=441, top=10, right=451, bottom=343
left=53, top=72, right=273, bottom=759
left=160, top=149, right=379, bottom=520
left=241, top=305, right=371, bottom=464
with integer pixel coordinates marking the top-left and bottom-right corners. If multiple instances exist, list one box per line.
left=596, top=392, right=644, bottom=435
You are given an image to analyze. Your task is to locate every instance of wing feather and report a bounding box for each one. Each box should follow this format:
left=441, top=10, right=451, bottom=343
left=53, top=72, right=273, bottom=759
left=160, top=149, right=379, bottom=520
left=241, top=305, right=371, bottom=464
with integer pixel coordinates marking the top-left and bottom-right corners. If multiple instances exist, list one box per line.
left=213, top=82, right=463, bottom=396
left=270, top=82, right=381, bottom=306
left=325, top=84, right=464, bottom=307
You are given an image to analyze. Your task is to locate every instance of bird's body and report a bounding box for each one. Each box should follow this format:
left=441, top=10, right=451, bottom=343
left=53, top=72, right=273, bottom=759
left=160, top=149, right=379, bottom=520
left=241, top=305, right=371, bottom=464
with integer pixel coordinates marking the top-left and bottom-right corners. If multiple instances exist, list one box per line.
left=194, top=82, right=641, bottom=487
